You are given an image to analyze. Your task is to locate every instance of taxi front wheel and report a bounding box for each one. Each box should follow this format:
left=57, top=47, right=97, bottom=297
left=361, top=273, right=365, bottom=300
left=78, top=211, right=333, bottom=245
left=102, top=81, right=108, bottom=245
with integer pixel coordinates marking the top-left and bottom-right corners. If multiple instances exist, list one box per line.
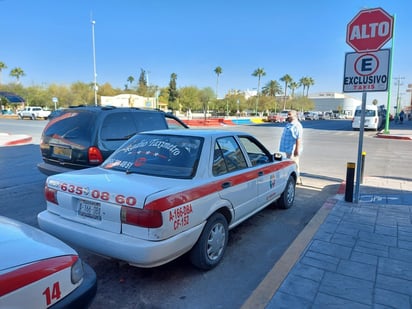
left=190, top=212, right=228, bottom=270
left=277, top=176, right=295, bottom=209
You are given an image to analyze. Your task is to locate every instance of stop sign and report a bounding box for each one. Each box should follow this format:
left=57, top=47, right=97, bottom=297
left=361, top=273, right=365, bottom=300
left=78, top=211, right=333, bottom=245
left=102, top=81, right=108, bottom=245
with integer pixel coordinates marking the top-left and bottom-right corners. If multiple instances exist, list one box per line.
left=346, top=8, right=393, bottom=52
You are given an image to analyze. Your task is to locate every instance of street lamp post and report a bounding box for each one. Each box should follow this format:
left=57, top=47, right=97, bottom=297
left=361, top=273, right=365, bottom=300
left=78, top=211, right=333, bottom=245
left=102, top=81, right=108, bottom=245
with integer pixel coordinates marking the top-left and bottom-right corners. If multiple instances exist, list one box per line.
left=91, top=20, right=98, bottom=106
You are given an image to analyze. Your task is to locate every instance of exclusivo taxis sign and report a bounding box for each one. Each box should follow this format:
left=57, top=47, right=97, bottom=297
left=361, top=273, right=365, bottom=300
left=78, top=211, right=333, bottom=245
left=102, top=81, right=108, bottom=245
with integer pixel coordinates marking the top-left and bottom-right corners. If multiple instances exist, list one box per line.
left=343, top=49, right=390, bottom=93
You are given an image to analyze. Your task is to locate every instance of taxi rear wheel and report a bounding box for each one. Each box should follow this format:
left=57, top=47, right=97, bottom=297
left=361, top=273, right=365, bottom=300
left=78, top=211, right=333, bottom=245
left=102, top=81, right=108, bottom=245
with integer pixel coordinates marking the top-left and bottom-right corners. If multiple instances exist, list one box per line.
left=189, top=212, right=228, bottom=270
left=277, top=176, right=295, bottom=209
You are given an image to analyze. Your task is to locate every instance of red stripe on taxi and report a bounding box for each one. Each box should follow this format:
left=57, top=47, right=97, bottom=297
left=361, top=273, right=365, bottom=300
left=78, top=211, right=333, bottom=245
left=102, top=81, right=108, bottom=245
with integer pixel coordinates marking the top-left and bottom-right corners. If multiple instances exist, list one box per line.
left=145, top=160, right=295, bottom=211
left=0, top=255, right=78, bottom=297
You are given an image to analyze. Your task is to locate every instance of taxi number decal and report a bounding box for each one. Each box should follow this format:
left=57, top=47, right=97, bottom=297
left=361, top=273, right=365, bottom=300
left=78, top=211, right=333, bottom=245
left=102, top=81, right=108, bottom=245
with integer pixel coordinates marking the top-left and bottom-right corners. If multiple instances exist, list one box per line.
left=60, top=183, right=137, bottom=206
left=169, top=204, right=193, bottom=230
left=42, top=282, right=61, bottom=306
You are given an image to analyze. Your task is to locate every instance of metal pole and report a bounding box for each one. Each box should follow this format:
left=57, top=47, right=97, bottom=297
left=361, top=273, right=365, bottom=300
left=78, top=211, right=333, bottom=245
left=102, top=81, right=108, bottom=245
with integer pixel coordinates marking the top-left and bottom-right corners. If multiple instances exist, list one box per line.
left=354, top=92, right=367, bottom=203
left=92, top=20, right=98, bottom=106
left=384, top=14, right=396, bottom=134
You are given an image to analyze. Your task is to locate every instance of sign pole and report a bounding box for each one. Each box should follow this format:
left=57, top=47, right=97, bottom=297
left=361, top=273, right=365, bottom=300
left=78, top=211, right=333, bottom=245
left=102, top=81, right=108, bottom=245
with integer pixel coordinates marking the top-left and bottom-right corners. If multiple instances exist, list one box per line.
left=354, top=92, right=367, bottom=203
left=384, top=13, right=396, bottom=134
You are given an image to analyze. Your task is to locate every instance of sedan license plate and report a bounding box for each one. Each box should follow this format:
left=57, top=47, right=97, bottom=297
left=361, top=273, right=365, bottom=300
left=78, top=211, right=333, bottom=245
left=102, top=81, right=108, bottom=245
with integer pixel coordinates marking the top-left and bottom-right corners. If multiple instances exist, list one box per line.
left=53, top=146, right=72, bottom=159
left=78, top=199, right=101, bottom=220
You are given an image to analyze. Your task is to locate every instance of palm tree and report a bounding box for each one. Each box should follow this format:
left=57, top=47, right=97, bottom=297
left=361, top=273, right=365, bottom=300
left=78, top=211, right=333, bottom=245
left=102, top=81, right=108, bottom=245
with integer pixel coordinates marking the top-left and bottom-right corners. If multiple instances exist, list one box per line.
left=288, top=81, right=299, bottom=98
left=262, top=80, right=282, bottom=97
left=0, top=61, right=7, bottom=85
left=127, top=76, right=134, bottom=89
left=305, top=77, right=315, bottom=97
left=214, top=66, right=222, bottom=99
left=262, top=80, right=282, bottom=113
left=252, top=68, right=266, bottom=114
left=299, top=77, right=307, bottom=96
left=10, top=67, right=25, bottom=84
left=280, top=74, right=293, bottom=110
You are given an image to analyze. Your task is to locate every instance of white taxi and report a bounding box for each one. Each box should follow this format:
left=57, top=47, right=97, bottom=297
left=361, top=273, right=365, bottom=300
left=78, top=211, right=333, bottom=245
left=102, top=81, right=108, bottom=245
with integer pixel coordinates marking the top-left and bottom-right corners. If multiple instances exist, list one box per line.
left=38, top=130, right=297, bottom=270
left=0, top=216, right=97, bottom=308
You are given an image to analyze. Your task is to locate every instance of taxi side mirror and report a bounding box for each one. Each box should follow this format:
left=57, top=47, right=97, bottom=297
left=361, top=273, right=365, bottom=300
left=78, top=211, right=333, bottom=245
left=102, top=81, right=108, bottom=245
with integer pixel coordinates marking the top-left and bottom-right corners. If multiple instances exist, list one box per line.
left=273, top=152, right=283, bottom=161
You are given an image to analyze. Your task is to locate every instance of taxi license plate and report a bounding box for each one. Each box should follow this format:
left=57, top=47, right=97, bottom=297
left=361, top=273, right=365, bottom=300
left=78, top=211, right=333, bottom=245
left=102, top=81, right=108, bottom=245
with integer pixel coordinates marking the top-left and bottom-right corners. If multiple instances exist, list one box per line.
left=53, top=146, right=72, bottom=159
left=78, top=199, right=101, bottom=220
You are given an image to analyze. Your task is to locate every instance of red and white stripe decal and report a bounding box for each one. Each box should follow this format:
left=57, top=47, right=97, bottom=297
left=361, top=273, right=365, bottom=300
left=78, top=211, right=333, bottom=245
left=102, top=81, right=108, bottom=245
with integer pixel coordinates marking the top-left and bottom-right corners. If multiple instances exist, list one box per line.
left=0, top=255, right=77, bottom=297
left=145, top=161, right=294, bottom=211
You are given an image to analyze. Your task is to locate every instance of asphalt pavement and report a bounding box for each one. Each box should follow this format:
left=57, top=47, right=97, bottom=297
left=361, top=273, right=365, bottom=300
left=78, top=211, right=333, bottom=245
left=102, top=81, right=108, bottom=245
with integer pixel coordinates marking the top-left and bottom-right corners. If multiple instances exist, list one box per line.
left=2, top=119, right=412, bottom=308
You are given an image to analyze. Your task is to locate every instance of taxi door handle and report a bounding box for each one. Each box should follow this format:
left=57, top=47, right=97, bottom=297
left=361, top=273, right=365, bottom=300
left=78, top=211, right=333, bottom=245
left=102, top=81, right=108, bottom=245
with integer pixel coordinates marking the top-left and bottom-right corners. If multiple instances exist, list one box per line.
left=258, top=171, right=264, bottom=176
left=221, top=182, right=231, bottom=189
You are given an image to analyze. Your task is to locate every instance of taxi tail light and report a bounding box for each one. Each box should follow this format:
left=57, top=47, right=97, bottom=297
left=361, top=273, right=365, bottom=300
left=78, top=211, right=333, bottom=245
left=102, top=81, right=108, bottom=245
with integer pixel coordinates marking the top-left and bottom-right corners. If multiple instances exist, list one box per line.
left=88, top=146, right=104, bottom=165
left=121, top=206, right=162, bottom=228
left=45, top=186, right=58, bottom=205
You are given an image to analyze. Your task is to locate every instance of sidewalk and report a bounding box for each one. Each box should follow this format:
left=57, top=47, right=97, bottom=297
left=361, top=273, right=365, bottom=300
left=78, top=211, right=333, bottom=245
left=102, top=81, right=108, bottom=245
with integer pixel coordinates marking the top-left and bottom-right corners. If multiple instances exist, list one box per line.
left=243, top=176, right=412, bottom=308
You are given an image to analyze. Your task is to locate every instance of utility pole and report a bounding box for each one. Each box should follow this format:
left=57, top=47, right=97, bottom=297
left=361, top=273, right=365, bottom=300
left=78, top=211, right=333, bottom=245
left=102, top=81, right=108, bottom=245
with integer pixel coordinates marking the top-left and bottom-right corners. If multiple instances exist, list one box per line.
left=91, top=19, right=98, bottom=106
left=394, top=76, right=405, bottom=119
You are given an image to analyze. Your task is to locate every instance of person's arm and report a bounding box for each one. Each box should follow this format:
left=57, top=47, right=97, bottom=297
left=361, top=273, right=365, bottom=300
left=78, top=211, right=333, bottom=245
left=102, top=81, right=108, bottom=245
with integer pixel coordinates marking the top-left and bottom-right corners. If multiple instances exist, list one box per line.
left=294, top=138, right=300, bottom=156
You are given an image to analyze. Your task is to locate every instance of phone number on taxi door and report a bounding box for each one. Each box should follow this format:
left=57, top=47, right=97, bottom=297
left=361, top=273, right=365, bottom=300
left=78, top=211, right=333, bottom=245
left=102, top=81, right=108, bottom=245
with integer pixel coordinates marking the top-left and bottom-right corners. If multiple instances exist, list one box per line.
left=169, top=204, right=193, bottom=230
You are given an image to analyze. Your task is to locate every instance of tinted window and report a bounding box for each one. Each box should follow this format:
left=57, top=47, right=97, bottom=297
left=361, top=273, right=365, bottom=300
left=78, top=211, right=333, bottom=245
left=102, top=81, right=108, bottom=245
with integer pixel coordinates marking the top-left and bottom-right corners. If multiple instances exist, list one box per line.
left=133, top=112, right=168, bottom=132
left=100, top=113, right=137, bottom=141
left=103, top=134, right=202, bottom=179
left=43, top=111, right=95, bottom=144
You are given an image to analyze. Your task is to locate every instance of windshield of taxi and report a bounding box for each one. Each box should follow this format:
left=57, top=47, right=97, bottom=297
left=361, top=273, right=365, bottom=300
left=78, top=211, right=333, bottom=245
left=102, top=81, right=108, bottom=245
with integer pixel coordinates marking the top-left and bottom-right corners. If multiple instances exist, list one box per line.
left=102, top=134, right=203, bottom=179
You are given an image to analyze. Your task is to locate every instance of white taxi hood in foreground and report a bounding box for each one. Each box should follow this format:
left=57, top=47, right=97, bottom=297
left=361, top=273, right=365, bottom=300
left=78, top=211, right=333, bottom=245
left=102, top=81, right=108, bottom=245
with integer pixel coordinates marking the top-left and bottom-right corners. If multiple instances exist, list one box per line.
left=47, top=167, right=190, bottom=209
left=0, top=216, right=77, bottom=271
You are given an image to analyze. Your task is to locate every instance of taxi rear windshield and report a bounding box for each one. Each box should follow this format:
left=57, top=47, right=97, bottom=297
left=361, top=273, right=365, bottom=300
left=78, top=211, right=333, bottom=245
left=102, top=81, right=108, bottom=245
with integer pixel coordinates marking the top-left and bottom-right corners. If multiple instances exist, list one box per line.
left=103, top=134, right=203, bottom=179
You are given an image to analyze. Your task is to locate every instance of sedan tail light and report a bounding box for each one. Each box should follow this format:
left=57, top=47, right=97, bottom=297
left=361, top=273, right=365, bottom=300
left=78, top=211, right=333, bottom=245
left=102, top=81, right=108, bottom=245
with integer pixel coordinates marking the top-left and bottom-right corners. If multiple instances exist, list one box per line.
left=45, top=186, right=58, bottom=205
left=88, top=147, right=104, bottom=164
left=121, top=206, right=162, bottom=228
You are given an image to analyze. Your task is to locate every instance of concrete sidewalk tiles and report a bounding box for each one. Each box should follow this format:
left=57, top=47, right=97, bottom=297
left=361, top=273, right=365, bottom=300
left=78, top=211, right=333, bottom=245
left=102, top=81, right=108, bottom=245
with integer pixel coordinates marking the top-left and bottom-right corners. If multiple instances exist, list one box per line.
left=267, top=195, right=412, bottom=308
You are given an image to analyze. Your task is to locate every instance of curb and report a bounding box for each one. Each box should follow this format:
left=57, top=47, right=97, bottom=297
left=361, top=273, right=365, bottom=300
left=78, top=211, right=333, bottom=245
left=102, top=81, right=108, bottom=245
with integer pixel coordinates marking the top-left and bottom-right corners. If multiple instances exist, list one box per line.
left=0, top=133, right=32, bottom=146
left=375, top=134, right=412, bottom=140
left=241, top=193, right=343, bottom=309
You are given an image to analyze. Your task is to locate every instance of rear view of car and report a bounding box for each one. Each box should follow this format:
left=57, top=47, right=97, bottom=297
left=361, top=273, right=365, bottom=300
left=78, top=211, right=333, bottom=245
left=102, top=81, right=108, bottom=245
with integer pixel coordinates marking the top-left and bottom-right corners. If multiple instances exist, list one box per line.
left=0, top=216, right=96, bottom=308
left=38, top=106, right=188, bottom=176
left=352, top=105, right=382, bottom=131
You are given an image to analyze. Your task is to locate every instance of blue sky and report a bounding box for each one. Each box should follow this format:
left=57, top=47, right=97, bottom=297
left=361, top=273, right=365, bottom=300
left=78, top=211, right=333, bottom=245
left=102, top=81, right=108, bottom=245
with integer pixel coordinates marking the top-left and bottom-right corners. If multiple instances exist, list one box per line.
left=1, top=0, right=411, bottom=107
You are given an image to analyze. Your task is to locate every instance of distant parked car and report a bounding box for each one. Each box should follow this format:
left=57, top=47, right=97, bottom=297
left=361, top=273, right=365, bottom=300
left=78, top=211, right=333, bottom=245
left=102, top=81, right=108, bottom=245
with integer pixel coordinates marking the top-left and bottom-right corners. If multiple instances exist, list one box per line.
left=18, top=106, right=51, bottom=120
left=37, top=106, right=189, bottom=176
left=267, top=113, right=285, bottom=123
left=0, top=216, right=97, bottom=308
left=38, top=129, right=297, bottom=270
left=1, top=109, right=14, bottom=115
left=304, top=111, right=319, bottom=120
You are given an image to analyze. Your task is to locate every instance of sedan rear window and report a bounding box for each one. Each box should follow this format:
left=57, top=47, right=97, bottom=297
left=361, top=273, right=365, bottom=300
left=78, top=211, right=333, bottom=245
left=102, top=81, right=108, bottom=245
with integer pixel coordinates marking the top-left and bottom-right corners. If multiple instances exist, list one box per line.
left=103, top=134, right=203, bottom=179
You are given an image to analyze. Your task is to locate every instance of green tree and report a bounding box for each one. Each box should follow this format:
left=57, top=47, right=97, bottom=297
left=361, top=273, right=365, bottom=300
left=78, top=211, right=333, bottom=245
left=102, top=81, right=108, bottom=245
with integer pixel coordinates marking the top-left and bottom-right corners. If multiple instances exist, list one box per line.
left=126, top=76, right=134, bottom=90
left=252, top=68, right=266, bottom=114
left=10, top=67, right=25, bottom=84
left=179, top=86, right=200, bottom=112
left=299, top=76, right=315, bottom=97
left=214, top=66, right=222, bottom=99
left=137, top=69, right=148, bottom=96
left=262, top=80, right=282, bottom=113
left=305, top=77, right=315, bottom=97
left=168, top=73, right=179, bottom=111
left=280, top=74, right=293, bottom=110
left=199, top=87, right=214, bottom=118
left=288, top=81, right=299, bottom=98
left=262, top=80, right=282, bottom=97
left=0, top=61, right=7, bottom=85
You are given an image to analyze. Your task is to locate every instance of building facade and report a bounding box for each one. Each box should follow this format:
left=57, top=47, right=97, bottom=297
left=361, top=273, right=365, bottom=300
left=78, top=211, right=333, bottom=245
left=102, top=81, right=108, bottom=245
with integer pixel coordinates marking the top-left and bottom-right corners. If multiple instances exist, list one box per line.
left=308, top=92, right=361, bottom=117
